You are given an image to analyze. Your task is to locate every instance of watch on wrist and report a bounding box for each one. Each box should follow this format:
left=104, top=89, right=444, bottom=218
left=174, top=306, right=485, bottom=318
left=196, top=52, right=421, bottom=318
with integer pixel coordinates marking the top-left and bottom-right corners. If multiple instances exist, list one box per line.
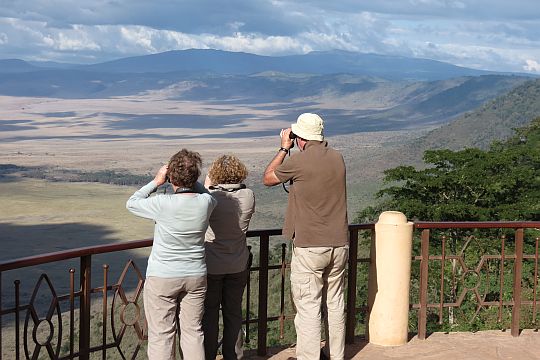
left=278, top=147, right=289, bottom=153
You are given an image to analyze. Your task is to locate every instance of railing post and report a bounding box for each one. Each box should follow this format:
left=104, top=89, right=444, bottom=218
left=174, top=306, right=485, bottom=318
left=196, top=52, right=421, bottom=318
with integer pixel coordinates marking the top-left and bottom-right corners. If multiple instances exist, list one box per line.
left=80, top=255, right=92, bottom=360
left=418, top=229, right=430, bottom=340
left=102, top=264, right=109, bottom=359
left=346, top=228, right=359, bottom=344
left=279, top=243, right=286, bottom=339
left=498, top=235, right=506, bottom=322
left=533, top=238, right=539, bottom=325
left=15, top=280, right=20, bottom=360
left=245, top=248, right=253, bottom=344
left=0, top=271, right=2, bottom=360
left=511, top=228, right=524, bottom=337
left=368, top=212, right=413, bottom=346
left=257, top=234, right=269, bottom=356
left=69, top=269, right=76, bottom=358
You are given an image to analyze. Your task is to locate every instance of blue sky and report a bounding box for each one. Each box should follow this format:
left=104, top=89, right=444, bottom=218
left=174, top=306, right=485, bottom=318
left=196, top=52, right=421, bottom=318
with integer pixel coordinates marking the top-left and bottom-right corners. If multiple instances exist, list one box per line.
left=0, top=0, right=539, bottom=73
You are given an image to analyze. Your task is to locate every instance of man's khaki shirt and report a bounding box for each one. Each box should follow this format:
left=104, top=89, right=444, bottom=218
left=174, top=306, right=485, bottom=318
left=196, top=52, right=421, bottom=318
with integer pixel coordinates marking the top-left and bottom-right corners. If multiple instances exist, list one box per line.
left=274, top=141, right=348, bottom=247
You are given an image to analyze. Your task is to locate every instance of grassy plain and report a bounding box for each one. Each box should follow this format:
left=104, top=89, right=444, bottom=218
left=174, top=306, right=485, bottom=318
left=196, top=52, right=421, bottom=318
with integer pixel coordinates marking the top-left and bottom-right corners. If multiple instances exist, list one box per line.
left=0, top=92, right=423, bottom=231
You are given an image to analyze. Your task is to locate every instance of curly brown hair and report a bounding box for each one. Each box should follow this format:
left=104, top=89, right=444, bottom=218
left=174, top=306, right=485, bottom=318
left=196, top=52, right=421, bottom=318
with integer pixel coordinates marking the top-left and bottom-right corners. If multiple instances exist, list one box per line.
left=167, top=149, right=202, bottom=188
left=208, top=154, right=248, bottom=184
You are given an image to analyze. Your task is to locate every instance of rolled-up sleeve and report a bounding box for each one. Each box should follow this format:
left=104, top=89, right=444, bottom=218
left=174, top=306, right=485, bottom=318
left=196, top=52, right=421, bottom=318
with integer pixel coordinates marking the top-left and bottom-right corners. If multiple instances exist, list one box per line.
left=274, top=157, right=298, bottom=183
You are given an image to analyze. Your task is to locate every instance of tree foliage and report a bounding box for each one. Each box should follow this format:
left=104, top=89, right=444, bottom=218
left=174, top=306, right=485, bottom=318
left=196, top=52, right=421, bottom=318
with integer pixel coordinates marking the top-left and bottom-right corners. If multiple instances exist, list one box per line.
left=357, top=117, right=540, bottom=222
left=355, top=118, right=540, bottom=334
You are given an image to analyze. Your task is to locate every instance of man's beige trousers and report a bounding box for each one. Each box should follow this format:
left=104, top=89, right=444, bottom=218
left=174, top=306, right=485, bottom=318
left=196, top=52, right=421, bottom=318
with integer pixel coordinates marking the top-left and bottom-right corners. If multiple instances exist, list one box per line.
left=291, top=245, right=349, bottom=360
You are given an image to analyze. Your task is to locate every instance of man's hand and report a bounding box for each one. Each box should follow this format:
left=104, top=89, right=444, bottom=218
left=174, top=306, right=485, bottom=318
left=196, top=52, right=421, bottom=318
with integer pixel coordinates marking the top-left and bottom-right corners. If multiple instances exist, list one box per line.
left=280, top=128, right=294, bottom=150
left=263, top=129, right=290, bottom=186
left=153, top=164, right=168, bottom=187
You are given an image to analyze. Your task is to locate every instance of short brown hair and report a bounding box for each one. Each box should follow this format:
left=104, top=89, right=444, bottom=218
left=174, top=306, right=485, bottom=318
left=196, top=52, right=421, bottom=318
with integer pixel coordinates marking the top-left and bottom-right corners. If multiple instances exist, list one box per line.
left=208, top=154, right=248, bottom=184
left=167, top=149, right=202, bottom=188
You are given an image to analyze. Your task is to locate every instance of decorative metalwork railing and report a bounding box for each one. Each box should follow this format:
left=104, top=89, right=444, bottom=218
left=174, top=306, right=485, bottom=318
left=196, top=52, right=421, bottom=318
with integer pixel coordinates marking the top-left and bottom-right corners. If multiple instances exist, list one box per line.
left=0, top=241, right=151, bottom=360
left=1, top=222, right=539, bottom=359
left=412, top=222, right=540, bottom=339
left=0, top=225, right=374, bottom=359
left=245, top=225, right=374, bottom=355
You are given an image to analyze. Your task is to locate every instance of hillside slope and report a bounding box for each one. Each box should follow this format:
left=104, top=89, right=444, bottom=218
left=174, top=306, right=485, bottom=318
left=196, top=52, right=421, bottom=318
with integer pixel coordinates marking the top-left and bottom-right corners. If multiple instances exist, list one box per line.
left=412, top=78, right=540, bottom=151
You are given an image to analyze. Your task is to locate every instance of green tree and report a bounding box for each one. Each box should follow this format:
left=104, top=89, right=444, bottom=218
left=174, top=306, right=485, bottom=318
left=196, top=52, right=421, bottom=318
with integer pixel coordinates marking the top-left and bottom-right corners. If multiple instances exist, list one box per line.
left=358, top=117, right=540, bottom=222
left=357, top=117, right=540, bottom=333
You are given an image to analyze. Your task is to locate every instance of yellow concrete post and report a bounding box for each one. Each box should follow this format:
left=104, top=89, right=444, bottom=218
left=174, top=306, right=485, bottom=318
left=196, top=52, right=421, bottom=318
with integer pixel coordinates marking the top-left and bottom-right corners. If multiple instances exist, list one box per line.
left=367, top=211, right=413, bottom=346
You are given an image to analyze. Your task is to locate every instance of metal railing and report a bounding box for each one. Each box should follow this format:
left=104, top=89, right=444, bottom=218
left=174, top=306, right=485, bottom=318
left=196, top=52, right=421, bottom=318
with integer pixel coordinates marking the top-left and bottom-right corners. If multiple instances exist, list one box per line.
left=244, top=224, right=374, bottom=355
left=0, top=225, right=374, bottom=359
left=1, top=222, right=539, bottom=359
left=0, top=240, right=153, bottom=360
left=412, top=222, right=540, bottom=339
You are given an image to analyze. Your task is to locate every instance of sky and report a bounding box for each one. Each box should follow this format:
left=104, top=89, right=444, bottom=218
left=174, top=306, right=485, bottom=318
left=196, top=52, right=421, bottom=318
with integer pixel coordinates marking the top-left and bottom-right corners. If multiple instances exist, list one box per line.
left=0, top=0, right=539, bottom=73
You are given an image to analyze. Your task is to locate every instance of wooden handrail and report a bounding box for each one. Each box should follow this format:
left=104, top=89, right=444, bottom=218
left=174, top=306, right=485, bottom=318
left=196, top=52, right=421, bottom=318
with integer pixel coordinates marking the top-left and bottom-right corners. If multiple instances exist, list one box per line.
left=0, top=239, right=154, bottom=272
left=0, top=224, right=377, bottom=272
left=2, top=222, right=537, bottom=273
left=415, top=221, right=540, bottom=229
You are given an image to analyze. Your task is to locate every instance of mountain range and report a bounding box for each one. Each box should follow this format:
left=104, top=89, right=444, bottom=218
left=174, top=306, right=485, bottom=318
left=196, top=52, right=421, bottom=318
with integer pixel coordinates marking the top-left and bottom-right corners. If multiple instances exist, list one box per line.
left=0, top=49, right=538, bottom=141
left=0, top=48, right=527, bottom=79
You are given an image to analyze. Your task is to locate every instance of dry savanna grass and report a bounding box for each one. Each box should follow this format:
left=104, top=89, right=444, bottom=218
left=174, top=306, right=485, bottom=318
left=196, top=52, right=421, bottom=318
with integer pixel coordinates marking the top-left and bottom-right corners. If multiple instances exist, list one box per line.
left=0, top=94, right=419, bottom=175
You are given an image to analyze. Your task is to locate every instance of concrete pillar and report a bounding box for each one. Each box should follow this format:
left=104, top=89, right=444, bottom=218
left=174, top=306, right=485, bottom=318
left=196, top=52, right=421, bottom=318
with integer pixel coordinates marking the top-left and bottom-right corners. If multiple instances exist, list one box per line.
left=367, top=211, right=413, bottom=346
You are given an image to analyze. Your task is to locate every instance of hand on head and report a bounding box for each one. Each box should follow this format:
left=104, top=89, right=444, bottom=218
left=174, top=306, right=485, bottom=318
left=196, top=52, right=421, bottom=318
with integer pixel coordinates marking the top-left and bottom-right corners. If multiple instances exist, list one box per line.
left=204, top=174, right=213, bottom=188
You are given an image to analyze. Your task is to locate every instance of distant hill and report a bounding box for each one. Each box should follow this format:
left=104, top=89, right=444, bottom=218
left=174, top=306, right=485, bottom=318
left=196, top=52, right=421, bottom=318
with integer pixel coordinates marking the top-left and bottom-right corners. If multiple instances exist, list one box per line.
left=2, top=49, right=529, bottom=81
left=28, top=60, right=79, bottom=69
left=77, top=49, right=499, bottom=81
left=413, top=78, right=540, bottom=150
left=0, top=59, right=41, bottom=73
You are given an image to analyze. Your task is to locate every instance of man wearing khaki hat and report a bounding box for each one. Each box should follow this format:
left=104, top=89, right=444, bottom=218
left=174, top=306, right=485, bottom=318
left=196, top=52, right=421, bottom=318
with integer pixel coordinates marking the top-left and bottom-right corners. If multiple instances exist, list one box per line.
left=263, top=113, right=349, bottom=360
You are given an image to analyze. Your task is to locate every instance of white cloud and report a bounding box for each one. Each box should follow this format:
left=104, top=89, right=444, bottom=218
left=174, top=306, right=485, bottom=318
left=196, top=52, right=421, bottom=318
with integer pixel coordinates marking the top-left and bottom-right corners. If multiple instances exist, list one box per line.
left=409, top=0, right=465, bottom=9
left=42, top=35, right=55, bottom=47
left=56, top=27, right=101, bottom=51
left=452, top=1, right=466, bottom=9
left=524, top=59, right=540, bottom=72
left=227, top=22, right=245, bottom=32
left=0, top=1, right=539, bottom=73
left=163, top=31, right=207, bottom=50
left=198, top=32, right=309, bottom=55
left=120, top=26, right=157, bottom=53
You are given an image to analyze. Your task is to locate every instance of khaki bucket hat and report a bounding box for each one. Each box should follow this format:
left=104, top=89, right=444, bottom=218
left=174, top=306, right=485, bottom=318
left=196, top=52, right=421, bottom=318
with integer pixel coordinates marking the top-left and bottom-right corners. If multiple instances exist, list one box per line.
left=291, top=113, right=324, bottom=141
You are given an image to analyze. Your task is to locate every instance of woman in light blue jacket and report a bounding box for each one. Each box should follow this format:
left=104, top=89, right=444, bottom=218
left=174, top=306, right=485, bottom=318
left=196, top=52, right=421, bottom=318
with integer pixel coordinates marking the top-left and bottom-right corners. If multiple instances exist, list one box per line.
left=127, top=149, right=216, bottom=360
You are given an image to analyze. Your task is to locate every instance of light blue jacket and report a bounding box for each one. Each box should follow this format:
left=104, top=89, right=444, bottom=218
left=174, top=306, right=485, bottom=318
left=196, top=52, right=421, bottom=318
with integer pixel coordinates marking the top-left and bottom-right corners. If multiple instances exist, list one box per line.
left=126, top=181, right=217, bottom=278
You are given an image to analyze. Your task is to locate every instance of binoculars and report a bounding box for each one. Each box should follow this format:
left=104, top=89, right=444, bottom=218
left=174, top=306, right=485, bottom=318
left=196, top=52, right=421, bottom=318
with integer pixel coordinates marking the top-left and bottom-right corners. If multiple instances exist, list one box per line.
left=288, top=131, right=297, bottom=148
